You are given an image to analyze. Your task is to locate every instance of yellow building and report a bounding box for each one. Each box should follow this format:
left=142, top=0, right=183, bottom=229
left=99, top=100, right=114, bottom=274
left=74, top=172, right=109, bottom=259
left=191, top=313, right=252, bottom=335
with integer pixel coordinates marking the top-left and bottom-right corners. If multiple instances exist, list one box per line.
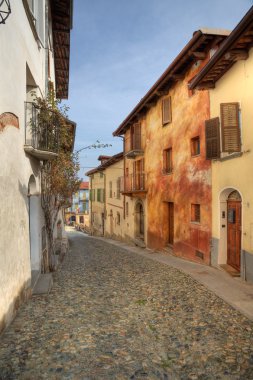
left=102, top=153, right=125, bottom=240
left=190, top=6, right=253, bottom=281
left=86, top=156, right=107, bottom=236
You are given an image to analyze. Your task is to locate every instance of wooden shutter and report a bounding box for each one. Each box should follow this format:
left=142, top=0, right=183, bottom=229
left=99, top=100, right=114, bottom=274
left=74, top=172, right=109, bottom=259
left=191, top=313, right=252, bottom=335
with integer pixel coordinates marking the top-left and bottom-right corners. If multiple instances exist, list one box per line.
left=220, top=103, right=240, bottom=152
left=132, top=122, right=141, bottom=150
left=205, top=117, right=220, bottom=159
left=162, top=97, right=172, bottom=125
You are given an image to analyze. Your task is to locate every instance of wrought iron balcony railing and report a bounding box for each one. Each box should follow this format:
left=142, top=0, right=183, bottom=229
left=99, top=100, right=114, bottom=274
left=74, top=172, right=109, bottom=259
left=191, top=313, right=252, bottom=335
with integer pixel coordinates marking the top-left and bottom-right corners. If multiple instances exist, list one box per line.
left=24, top=102, right=60, bottom=159
left=120, top=172, right=147, bottom=194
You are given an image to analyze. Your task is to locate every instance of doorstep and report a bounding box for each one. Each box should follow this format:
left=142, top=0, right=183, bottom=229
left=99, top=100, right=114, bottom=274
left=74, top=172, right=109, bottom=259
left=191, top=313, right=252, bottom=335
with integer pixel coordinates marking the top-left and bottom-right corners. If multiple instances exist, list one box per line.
left=32, top=274, right=53, bottom=295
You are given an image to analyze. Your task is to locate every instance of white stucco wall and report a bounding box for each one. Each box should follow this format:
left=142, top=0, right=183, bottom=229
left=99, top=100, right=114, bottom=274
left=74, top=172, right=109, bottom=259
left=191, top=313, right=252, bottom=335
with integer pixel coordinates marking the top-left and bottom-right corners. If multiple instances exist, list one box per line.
left=0, top=1, right=58, bottom=331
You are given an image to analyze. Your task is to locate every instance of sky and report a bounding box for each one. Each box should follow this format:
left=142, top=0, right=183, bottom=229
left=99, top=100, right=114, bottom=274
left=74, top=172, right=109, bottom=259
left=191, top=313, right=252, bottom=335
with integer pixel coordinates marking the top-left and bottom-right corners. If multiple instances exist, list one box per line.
left=66, top=0, right=252, bottom=179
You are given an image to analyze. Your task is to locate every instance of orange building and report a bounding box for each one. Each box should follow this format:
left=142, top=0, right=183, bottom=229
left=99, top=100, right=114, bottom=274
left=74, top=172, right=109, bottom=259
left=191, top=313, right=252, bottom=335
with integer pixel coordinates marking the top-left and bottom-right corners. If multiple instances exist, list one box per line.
left=113, top=29, right=229, bottom=264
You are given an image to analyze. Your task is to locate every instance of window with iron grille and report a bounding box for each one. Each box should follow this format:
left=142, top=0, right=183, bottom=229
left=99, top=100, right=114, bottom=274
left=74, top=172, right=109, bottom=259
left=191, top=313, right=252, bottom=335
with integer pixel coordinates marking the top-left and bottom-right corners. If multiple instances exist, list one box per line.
left=191, top=136, right=200, bottom=156
left=163, top=148, right=173, bottom=174
left=191, top=204, right=200, bottom=223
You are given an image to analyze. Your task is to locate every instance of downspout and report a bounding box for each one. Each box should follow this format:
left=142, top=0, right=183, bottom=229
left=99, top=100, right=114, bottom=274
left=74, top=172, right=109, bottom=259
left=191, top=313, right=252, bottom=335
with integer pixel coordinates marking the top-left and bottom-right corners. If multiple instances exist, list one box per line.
left=90, top=176, right=93, bottom=235
left=103, top=170, right=106, bottom=236
left=119, top=135, right=125, bottom=219
left=45, top=0, right=49, bottom=96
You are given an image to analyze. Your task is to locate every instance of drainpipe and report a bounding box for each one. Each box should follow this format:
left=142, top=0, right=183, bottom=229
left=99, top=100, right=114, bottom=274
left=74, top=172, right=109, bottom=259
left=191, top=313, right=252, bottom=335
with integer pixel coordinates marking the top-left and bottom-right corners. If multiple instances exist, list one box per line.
left=103, top=170, right=106, bottom=236
left=45, top=0, right=49, bottom=96
left=90, top=175, right=93, bottom=235
left=119, top=135, right=125, bottom=219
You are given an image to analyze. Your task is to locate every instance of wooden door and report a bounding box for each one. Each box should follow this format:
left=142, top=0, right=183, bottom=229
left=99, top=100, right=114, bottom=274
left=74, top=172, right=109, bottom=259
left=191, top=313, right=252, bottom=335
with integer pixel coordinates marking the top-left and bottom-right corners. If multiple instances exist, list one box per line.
left=227, top=200, right=241, bottom=271
left=168, top=202, right=174, bottom=245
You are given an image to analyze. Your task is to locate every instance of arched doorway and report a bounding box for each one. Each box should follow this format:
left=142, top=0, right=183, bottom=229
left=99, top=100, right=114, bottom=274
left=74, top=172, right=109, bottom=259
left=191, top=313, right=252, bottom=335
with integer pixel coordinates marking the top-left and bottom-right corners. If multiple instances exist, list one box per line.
left=28, top=175, right=40, bottom=274
left=227, top=190, right=242, bottom=271
left=219, top=188, right=242, bottom=273
left=135, top=201, right=144, bottom=241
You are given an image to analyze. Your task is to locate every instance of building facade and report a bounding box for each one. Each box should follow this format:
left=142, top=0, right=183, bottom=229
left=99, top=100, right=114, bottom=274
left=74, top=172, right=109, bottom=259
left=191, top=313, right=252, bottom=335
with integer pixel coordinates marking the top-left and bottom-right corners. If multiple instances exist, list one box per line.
left=0, top=0, right=73, bottom=333
left=65, top=181, right=90, bottom=228
left=190, top=6, right=253, bottom=281
left=113, top=29, right=229, bottom=264
left=103, top=153, right=124, bottom=240
left=86, top=157, right=106, bottom=236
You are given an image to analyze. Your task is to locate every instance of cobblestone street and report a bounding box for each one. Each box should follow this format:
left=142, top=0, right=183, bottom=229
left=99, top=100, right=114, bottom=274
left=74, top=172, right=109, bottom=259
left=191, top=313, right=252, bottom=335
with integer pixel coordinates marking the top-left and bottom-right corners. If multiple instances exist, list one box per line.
left=1, top=231, right=253, bottom=379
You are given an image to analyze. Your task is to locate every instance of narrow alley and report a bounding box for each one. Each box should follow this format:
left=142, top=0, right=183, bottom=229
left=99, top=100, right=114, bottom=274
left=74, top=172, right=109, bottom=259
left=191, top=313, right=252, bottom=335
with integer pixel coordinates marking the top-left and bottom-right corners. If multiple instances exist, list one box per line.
left=1, top=230, right=253, bottom=379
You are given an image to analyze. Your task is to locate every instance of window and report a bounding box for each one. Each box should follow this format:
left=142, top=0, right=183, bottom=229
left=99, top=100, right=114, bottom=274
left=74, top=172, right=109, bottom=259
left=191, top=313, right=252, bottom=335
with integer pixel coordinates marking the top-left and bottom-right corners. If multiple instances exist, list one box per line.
left=162, top=97, right=172, bottom=125
left=89, top=189, right=95, bottom=201
left=191, top=136, right=200, bottom=156
left=26, top=0, right=45, bottom=43
left=109, top=181, right=112, bottom=198
left=116, top=178, right=121, bottom=199
left=97, top=189, right=104, bottom=202
left=205, top=117, right=220, bottom=159
left=80, top=216, right=84, bottom=224
left=163, top=148, right=173, bottom=174
left=131, top=122, right=141, bottom=150
left=126, top=202, right=129, bottom=217
left=205, top=102, right=241, bottom=160
left=191, top=204, right=200, bottom=223
left=100, top=172, right=103, bottom=178
left=117, top=212, right=120, bottom=225
left=220, top=103, right=241, bottom=153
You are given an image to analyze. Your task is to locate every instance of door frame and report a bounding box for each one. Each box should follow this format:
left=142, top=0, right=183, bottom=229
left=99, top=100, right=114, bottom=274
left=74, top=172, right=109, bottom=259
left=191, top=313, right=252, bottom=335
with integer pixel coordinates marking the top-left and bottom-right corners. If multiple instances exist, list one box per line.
left=218, top=187, right=242, bottom=272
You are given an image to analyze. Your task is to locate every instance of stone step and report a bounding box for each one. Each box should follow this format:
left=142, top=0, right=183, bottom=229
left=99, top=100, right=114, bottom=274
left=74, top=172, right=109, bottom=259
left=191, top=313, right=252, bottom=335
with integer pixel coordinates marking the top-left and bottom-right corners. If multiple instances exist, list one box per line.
left=32, top=273, right=53, bottom=295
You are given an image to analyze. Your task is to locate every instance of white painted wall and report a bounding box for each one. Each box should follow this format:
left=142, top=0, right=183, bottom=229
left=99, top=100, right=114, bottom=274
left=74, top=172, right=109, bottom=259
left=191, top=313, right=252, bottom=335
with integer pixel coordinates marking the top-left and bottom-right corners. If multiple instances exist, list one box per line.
left=0, top=0, right=58, bottom=331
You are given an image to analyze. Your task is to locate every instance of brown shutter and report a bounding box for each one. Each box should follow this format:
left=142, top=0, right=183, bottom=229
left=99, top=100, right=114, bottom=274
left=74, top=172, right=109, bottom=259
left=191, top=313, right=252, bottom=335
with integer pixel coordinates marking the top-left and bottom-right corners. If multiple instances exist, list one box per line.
left=132, top=122, right=141, bottom=150
left=205, top=117, right=220, bottom=159
left=220, top=103, right=240, bottom=152
left=163, top=150, right=167, bottom=173
left=162, top=97, right=172, bottom=125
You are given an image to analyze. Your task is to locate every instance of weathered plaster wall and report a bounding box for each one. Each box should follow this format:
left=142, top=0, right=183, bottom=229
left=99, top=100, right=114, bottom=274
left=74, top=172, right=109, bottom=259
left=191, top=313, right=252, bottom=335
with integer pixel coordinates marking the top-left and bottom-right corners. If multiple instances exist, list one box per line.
left=104, top=160, right=125, bottom=240
left=145, top=65, right=212, bottom=264
left=210, top=48, right=253, bottom=270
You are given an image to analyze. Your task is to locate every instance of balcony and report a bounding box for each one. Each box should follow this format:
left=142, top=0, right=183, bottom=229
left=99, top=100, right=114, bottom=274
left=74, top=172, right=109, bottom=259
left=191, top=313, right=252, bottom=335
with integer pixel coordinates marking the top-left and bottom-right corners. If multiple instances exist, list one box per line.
left=120, top=173, right=147, bottom=197
left=24, top=102, right=60, bottom=160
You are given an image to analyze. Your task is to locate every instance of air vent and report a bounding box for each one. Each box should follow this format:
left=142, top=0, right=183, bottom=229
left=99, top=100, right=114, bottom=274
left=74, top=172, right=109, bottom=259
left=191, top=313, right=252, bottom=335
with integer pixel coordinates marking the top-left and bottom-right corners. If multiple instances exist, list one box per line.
left=195, top=250, right=204, bottom=259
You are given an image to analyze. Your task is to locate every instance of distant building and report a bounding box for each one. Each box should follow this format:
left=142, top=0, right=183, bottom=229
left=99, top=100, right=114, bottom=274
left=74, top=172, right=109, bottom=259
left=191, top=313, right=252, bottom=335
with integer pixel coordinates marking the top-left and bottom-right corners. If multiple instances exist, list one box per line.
left=86, top=153, right=124, bottom=238
left=65, top=182, right=90, bottom=227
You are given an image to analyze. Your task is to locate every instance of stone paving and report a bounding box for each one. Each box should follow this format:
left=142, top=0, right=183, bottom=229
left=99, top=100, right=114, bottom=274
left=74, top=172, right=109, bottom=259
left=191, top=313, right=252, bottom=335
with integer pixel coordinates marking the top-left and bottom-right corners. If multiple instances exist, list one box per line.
left=1, top=231, right=253, bottom=379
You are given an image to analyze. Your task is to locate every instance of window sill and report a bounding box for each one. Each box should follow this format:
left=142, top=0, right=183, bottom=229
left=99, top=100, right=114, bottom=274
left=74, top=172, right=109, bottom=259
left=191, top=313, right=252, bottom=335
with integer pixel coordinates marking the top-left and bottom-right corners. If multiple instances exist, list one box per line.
left=162, top=171, right=173, bottom=176
left=190, top=221, right=201, bottom=225
left=215, top=152, right=243, bottom=162
left=191, top=154, right=200, bottom=158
